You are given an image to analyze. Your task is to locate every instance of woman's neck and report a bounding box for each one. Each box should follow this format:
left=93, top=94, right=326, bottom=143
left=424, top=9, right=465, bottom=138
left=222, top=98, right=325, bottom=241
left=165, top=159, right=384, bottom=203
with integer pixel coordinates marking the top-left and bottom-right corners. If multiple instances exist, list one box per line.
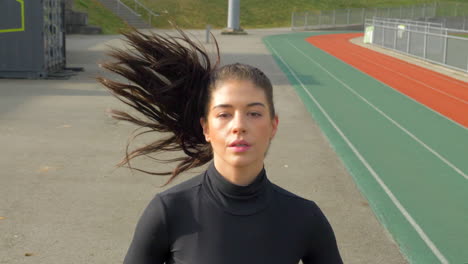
left=213, top=158, right=263, bottom=186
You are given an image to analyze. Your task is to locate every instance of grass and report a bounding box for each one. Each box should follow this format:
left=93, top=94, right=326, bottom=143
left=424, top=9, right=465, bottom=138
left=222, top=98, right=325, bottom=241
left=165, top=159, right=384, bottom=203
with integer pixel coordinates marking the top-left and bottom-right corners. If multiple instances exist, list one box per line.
left=72, top=0, right=468, bottom=33
left=132, top=0, right=468, bottom=29
left=73, top=0, right=131, bottom=34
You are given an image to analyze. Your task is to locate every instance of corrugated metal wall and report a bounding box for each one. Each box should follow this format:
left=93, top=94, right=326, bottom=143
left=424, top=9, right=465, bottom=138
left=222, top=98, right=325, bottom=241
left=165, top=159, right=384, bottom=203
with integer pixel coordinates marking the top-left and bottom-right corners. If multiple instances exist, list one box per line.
left=0, top=0, right=66, bottom=78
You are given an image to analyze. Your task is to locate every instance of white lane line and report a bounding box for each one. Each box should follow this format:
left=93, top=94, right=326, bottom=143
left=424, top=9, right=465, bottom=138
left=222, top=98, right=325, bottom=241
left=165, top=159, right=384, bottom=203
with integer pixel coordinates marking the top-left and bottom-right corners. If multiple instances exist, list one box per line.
left=347, top=51, right=468, bottom=105
left=315, top=40, right=467, bottom=130
left=263, top=39, right=450, bottom=264
left=287, top=39, right=468, bottom=181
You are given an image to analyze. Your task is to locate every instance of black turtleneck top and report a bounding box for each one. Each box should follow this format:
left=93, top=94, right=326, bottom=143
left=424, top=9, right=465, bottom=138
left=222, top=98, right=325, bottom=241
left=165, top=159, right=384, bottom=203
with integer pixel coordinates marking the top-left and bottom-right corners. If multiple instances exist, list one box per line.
left=124, top=163, right=342, bottom=264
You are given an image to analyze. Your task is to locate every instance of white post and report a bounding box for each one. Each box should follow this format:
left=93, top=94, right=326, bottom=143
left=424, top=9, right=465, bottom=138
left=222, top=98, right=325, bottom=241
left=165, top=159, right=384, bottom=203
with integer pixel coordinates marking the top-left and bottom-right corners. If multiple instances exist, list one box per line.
left=347, top=8, right=350, bottom=25
left=227, top=0, right=240, bottom=30
left=206, top=25, right=211, bottom=44
left=291, top=11, right=295, bottom=30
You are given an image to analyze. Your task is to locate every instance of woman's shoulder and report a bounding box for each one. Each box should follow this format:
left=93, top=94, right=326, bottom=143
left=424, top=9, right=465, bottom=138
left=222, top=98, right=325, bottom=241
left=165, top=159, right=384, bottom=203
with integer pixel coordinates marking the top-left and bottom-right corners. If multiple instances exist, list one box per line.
left=270, top=182, right=321, bottom=212
left=157, top=172, right=204, bottom=201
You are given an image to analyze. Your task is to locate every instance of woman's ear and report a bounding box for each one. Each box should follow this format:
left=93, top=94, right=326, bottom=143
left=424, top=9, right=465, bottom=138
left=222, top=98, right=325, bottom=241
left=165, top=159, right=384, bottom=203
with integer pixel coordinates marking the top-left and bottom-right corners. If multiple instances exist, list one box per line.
left=200, top=117, right=210, bottom=142
left=270, top=115, right=279, bottom=139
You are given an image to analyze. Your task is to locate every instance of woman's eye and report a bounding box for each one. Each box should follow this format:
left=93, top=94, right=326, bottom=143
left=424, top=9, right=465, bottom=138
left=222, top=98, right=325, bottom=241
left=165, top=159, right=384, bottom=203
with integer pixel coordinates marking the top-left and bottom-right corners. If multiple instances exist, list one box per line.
left=249, top=112, right=262, bottom=117
left=217, top=113, right=231, bottom=118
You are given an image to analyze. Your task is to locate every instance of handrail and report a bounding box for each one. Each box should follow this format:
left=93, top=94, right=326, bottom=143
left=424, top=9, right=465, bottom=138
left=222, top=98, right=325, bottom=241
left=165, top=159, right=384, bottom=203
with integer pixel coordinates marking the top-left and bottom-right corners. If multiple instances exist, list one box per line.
left=116, top=0, right=141, bottom=17
left=121, top=0, right=160, bottom=25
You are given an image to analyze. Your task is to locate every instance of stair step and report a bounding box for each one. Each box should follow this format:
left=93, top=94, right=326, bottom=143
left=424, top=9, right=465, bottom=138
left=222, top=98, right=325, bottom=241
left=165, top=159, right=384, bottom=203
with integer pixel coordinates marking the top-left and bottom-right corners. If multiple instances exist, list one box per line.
left=96, top=0, right=153, bottom=28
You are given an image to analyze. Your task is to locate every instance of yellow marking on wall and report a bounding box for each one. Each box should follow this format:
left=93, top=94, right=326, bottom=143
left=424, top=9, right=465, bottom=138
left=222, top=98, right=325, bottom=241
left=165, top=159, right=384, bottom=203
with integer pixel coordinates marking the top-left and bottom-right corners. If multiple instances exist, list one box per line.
left=0, top=0, right=26, bottom=33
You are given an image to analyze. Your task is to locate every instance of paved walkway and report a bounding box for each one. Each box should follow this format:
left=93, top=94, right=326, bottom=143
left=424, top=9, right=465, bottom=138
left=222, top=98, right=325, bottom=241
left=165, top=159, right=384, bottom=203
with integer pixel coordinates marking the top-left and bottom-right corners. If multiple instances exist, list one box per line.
left=1, top=29, right=406, bottom=263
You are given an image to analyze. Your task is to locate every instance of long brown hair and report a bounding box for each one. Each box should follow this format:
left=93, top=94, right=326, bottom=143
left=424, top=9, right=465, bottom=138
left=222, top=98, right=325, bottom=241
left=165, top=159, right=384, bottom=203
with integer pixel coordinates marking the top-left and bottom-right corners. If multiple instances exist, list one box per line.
left=98, top=28, right=275, bottom=186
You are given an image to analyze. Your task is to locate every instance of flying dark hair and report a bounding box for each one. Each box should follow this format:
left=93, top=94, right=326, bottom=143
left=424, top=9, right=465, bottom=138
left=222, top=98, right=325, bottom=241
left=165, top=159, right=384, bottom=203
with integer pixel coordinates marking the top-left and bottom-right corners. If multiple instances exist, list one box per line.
left=98, top=28, right=275, bottom=186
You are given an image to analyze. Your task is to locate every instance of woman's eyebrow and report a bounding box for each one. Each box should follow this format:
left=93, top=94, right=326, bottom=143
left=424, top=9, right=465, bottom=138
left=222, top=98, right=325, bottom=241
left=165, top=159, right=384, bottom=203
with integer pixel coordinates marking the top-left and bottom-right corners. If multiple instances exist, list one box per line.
left=212, top=102, right=265, bottom=110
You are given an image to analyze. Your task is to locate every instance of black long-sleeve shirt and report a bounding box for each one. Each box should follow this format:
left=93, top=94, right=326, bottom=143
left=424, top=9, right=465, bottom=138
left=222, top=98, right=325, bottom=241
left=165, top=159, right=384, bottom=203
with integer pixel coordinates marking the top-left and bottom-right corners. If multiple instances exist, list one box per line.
left=124, top=162, right=343, bottom=264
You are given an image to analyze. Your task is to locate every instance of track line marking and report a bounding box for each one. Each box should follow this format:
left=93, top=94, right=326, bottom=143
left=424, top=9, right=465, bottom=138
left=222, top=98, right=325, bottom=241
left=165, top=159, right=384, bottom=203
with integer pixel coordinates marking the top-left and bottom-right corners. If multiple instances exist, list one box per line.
left=345, top=50, right=468, bottom=104
left=287, top=39, right=468, bottom=180
left=264, top=38, right=449, bottom=264
left=348, top=46, right=468, bottom=89
left=309, top=37, right=467, bottom=130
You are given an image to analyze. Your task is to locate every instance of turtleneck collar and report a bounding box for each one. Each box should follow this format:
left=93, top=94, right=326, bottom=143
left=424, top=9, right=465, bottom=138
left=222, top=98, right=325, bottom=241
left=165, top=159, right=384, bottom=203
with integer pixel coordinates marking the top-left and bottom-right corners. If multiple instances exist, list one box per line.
left=203, top=162, right=273, bottom=216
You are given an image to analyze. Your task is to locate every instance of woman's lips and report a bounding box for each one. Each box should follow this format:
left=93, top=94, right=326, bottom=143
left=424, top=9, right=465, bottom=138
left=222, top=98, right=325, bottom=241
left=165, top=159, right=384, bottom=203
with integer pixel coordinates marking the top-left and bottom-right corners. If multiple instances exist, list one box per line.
left=228, top=140, right=251, bottom=152
left=229, top=145, right=251, bottom=152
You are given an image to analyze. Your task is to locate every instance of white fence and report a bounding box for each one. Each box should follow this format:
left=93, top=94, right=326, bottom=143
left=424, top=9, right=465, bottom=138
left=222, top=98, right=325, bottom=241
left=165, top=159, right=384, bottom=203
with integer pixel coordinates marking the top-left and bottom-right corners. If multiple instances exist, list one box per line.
left=292, top=3, right=437, bottom=31
left=291, top=2, right=468, bottom=31
left=365, top=17, right=468, bottom=72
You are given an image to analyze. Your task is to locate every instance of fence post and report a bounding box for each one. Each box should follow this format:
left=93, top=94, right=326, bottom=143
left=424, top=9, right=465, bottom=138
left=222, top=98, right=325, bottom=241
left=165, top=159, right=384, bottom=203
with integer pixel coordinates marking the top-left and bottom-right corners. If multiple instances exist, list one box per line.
left=422, top=3, right=426, bottom=18
left=443, top=32, right=447, bottom=64
left=423, top=25, right=427, bottom=58
left=394, top=24, right=397, bottom=49
left=407, top=27, right=411, bottom=53
left=333, top=10, right=336, bottom=25
left=382, top=23, right=385, bottom=46
left=318, top=11, right=322, bottom=28
left=291, top=11, right=295, bottom=30
left=362, top=8, right=365, bottom=24
left=305, top=12, right=308, bottom=29
left=347, top=8, right=350, bottom=25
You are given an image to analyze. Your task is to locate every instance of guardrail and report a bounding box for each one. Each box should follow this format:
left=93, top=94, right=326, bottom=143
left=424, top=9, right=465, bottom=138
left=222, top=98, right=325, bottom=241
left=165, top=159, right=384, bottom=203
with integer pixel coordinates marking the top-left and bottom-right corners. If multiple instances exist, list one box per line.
left=365, top=17, right=468, bottom=72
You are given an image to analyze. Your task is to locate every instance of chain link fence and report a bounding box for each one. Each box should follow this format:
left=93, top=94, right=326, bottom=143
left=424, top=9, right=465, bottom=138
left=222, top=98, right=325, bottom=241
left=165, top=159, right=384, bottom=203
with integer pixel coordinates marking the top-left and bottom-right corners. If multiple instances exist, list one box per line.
left=365, top=17, right=468, bottom=72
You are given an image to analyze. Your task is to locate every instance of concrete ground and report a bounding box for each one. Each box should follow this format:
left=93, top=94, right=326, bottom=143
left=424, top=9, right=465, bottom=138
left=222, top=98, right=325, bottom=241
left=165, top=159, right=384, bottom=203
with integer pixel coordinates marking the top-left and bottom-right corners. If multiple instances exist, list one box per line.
left=1, top=28, right=409, bottom=263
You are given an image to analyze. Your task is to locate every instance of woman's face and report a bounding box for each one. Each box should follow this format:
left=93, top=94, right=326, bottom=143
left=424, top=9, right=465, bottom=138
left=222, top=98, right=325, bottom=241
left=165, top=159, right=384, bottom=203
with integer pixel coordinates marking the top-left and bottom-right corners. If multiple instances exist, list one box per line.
left=201, top=79, right=278, bottom=171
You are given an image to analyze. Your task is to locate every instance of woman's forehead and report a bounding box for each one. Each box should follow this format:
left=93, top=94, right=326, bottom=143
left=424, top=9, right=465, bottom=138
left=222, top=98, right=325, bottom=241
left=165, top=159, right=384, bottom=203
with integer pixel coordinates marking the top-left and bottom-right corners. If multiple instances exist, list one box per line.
left=211, top=79, right=266, bottom=99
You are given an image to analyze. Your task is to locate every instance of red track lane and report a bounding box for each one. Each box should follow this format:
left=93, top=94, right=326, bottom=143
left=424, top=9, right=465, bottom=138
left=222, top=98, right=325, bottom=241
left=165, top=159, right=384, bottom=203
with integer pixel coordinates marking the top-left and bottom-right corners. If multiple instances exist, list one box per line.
left=306, top=33, right=468, bottom=128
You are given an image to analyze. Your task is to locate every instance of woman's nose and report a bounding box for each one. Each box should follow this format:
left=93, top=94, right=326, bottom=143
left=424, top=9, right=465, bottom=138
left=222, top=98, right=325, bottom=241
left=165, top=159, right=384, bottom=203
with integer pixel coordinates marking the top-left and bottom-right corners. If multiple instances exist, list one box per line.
left=231, top=114, right=247, bottom=134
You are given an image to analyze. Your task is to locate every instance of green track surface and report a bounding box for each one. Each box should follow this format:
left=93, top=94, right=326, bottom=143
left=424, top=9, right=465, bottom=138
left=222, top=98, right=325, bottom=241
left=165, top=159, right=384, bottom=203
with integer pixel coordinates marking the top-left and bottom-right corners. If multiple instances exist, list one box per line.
left=263, top=32, right=468, bottom=264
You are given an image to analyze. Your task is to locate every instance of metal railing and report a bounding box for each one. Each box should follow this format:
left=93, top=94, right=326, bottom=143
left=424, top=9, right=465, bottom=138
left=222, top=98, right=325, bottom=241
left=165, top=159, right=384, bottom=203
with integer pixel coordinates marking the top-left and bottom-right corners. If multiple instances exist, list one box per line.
left=292, top=3, right=437, bottom=31
left=365, top=17, right=468, bottom=72
left=291, top=2, right=468, bottom=31
left=117, top=0, right=159, bottom=26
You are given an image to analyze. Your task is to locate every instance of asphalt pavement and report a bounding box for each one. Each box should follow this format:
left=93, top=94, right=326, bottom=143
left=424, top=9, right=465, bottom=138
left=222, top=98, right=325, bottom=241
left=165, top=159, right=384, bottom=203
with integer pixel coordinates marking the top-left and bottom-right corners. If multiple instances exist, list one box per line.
left=0, top=28, right=407, bottom=263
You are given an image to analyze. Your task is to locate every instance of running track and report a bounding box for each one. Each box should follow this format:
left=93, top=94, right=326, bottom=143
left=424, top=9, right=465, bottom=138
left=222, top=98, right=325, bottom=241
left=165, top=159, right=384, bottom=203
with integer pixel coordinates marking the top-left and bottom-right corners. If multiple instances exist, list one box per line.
left=307, top=32, right=468, bottom=128
left=263, top=31, right=468, bottom=264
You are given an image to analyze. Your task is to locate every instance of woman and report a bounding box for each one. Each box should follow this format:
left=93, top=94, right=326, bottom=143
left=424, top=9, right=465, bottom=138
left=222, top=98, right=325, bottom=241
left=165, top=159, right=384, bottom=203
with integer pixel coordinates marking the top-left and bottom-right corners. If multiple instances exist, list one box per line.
left=99, top=28, right=342, bottom=264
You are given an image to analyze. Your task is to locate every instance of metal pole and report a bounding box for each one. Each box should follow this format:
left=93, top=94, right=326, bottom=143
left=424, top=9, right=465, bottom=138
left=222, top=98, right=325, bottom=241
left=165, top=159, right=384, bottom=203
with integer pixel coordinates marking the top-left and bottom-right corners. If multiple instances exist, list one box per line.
left=347, top=8, right=350, bottom=25
left=333, top=10, right=336, bottom=26
left=291, top=11, right=295, bottom=30
left=205, top=25, right=211, bottom=44
left=423, top=25, right=427, bottom=59
left=227, top=0, right=240, bottom=30
left=362, top=8, right=365, bottom=24
left=305, top=12, right=308, bottom=29
left=318, top=11, right=322, bottom=28
left=382, top=24, right=385, bottom=46
left=407, top=27, right=411, bottom=53
left=442, top=32, right=447, bottom=64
